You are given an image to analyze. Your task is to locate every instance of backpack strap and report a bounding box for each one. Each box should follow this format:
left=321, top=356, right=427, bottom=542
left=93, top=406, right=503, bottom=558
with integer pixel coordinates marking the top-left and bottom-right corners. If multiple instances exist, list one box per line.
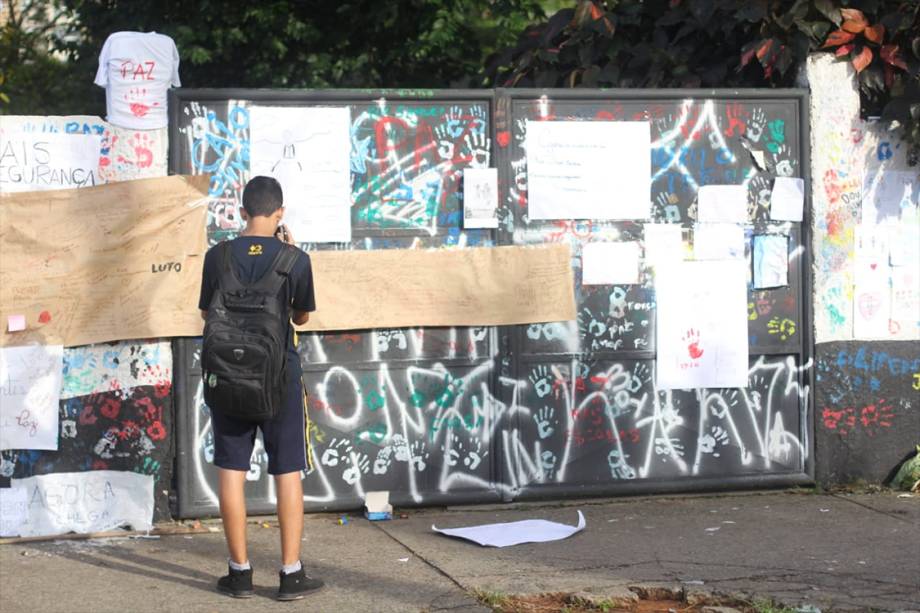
left=250, top=244, right=299, bottom=296
left=217, top=240, right=246, bottom=292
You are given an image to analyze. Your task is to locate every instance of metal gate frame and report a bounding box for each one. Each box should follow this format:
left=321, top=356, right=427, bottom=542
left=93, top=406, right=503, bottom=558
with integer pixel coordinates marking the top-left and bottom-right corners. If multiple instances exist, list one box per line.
left=169, top=87, right=814, bottom=518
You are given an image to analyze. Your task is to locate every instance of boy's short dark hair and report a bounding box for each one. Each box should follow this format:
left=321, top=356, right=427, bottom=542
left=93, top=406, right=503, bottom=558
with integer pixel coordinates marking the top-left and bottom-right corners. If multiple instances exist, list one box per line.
left=242, top=176, right=284, bottom=217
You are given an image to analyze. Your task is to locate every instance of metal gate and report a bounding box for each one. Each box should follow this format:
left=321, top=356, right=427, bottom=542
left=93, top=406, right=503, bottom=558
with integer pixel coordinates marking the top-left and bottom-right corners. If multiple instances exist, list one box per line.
left=169, top=88, right=812, bottom=518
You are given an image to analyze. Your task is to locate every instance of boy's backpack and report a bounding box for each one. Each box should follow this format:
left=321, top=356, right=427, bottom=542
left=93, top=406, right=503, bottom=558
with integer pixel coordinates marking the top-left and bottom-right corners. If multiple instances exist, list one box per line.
left=202, top=241, right=299, bottom=423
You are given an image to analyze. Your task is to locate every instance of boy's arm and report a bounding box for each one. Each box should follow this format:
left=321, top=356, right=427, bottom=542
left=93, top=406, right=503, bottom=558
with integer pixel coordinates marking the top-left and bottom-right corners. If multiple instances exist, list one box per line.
left=200, top=310, right=208, bottom=321
left=292, top=310, right=310, bottom=326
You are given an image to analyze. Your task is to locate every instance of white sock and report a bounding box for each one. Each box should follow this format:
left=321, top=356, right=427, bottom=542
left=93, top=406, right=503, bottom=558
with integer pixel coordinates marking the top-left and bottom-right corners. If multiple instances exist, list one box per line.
left=229, top=558, right=251, bottom=571
left=281, top=560, right=302, bottom=575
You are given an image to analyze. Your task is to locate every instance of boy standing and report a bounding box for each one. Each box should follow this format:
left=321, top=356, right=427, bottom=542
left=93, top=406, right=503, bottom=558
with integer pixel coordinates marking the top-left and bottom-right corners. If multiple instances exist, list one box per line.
left=198, top=176, right=323, bottom=600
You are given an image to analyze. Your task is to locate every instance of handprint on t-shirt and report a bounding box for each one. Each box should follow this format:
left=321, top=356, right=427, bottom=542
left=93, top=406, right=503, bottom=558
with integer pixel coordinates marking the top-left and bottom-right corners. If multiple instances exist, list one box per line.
left=683, top=328, right=704, bottom=360
left=125, top=87, right=158, bottom=118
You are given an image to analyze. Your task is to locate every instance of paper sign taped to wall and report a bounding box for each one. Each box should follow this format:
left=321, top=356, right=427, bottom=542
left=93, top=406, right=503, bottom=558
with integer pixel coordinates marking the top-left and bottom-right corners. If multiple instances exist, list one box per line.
left=462, top=168, right=499, bottom=229
left=581, top=242, right=640, bottom=285
left=6, top=315, right=25, bottom=332
left=697, top=185, right=748, bottom=223
left=0, top=344, right=63, bottom=451
left=643, top=224, right=684, bottom=267
left=770, top=177, right=805, bottom=221
left=526, top=121, right=651, bottom=220
left=0, top=132, right=101, bottom=193
left=299, top=244, right=576, bottom=331
left=250, top=106, right=352, bottom=243
left=752, top=234, right=789, bottom=289
left=693, top=223, right=745, bottom=260
left=8, top=471, right=154, bottom=537
left=655, top=260, right=749, bottom=389
left=0, top=175, right=209, bottom=347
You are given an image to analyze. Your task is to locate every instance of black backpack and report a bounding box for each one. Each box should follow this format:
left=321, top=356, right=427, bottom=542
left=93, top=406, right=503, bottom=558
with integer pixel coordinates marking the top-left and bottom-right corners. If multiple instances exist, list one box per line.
left=202, top=240, right=299, bottom=423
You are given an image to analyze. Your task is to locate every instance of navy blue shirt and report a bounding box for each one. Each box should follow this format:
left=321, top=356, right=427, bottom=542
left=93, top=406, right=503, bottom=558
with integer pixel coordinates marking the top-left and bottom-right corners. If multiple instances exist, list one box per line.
left=199, top=236, right=315, bottom=355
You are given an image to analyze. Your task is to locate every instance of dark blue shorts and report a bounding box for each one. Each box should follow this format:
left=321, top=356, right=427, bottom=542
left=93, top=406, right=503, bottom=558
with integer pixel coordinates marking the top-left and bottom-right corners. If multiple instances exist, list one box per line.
left=209, top=361, right=308, bottom=475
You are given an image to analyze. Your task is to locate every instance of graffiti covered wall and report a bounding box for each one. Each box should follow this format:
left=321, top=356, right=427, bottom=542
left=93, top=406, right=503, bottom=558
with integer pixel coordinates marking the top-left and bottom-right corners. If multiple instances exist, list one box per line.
left=171, top=91, right=812, bottom=517
left=807, top=55, right=919, bottom=485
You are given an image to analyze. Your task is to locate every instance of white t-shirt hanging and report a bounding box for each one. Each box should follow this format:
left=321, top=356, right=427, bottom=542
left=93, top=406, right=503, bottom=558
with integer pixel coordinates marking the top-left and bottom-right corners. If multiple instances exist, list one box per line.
left=94, top=31, right=181, bottom=130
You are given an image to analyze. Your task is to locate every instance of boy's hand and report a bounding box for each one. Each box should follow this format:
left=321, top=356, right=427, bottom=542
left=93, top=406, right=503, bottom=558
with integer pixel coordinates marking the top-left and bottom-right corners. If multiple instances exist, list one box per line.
left=275, top=224, right=295, bottom=245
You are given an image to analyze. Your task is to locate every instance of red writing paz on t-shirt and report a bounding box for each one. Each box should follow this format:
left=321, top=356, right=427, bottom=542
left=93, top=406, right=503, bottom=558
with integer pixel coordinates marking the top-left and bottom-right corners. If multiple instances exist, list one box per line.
left=119, top=60, right=156, bottom=81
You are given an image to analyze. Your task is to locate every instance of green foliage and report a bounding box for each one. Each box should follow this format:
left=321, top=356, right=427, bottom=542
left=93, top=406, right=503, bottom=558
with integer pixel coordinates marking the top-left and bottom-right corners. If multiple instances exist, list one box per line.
left=3, top=0, right=543, bottom=116
left=486, top=0, right=920, bottom=164
left=0, top=0, right=91, bottom=114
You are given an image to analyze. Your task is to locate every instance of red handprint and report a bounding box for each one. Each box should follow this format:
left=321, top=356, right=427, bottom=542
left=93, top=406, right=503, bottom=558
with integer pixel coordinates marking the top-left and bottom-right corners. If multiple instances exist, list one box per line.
left=683, top=329, right=704, bottom=360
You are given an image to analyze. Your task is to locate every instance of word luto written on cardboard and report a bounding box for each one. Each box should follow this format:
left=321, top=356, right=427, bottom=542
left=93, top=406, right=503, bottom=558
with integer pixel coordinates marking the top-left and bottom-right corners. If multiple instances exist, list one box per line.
left=0, top=175, right=209, bottom=347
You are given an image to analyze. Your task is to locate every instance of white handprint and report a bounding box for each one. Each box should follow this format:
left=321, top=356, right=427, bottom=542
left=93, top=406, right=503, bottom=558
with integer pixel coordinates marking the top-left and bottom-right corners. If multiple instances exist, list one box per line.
left=433, top=125, right=455, bottom=161
left=747, top=108, right=766, bottom=143
left=342, top=452, right=370, bottom=484
left=529, top=365, right=552, bottom=398
left=464, top=132, right=490, bottom=168
left=321, top=438, right=353, bottom=467
left=410, top=441, right=429, bottom=472
left=533, top=406, right=556, bottom=439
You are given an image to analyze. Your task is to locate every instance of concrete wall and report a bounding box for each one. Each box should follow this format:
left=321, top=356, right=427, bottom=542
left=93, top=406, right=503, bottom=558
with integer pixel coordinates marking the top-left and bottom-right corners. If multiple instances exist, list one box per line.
left=807, top=54, right=919, bottom=486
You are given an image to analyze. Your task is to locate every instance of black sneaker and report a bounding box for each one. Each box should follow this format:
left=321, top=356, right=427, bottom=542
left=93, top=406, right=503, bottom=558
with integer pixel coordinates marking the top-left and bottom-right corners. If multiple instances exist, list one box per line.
left=277, top=565, right=324, bottom=601
left=217, top=566, right=254, bottom=598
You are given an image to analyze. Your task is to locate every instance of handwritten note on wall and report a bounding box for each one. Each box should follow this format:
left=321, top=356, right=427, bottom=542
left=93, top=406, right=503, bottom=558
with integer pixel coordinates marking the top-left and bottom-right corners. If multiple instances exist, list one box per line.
left=0, top=345, right=63, bottom=451
left=0, top=132, right=101, bottom=193
left=655, top=261, right=749, bottom=390
left=250, top=106, right=352, bottom=243
left=526, top=120, right=651, bottom=220
left=8, top=471, right=154, bottom=537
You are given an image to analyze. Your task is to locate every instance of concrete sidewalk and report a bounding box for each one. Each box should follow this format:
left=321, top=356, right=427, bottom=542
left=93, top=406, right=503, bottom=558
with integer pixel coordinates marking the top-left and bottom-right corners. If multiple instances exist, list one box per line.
left=1, top=490, right=917, bottom=612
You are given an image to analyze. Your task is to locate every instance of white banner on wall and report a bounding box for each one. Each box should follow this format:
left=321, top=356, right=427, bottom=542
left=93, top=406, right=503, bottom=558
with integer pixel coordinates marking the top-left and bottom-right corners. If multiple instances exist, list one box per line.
left=7, top=471, right=154, bottom=538
left=655, top=260, right=749, bottom=390
left=0, top=132, right=101, bottom=192
left=0, top=344, right=63, bottom=451
left=525, top=120, right=650, bottom=220
left=249, top=106, right=352, bottom=243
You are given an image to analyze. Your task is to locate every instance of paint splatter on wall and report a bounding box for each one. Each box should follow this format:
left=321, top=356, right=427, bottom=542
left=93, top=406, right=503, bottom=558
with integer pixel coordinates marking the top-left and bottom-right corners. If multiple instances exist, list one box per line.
left=807, top=55, right=919, bottom=343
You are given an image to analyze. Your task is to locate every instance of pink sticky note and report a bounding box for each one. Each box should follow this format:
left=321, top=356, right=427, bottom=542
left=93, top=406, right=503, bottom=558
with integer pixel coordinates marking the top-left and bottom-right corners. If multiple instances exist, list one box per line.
left=7, top=314, right=26, bottom=332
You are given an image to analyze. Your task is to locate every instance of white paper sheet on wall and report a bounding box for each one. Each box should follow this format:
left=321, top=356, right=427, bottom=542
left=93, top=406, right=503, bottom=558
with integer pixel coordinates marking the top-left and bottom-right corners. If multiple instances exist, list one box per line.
left=582, top=242, right=641, bottom=285
left=9, top=471, right=154, bottom=538
left=693, top=223, right=745, bottom=260
left=853, top=225, right=892, bottom=339
left=770, top=177, right=805, bottom=221
left=890, top=266, right=920, bottom=336
left=643, top=224, right=684, bottom=267
left=0, top=345, right=63, bottom=451
left=697, top=185, right=748, bottom=223
left=0, top=133, right=102, bottom=193
left=462, top=168, right=499, bottom=228
left=655, top=260, right=749, bottom=390
left=887, top=220, right=920, bottom=267
left=249, top=106, right=352, bottom=243
left=526, top=120, right=650, bottom=220
left=752, top=234, right=789, bottom=289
